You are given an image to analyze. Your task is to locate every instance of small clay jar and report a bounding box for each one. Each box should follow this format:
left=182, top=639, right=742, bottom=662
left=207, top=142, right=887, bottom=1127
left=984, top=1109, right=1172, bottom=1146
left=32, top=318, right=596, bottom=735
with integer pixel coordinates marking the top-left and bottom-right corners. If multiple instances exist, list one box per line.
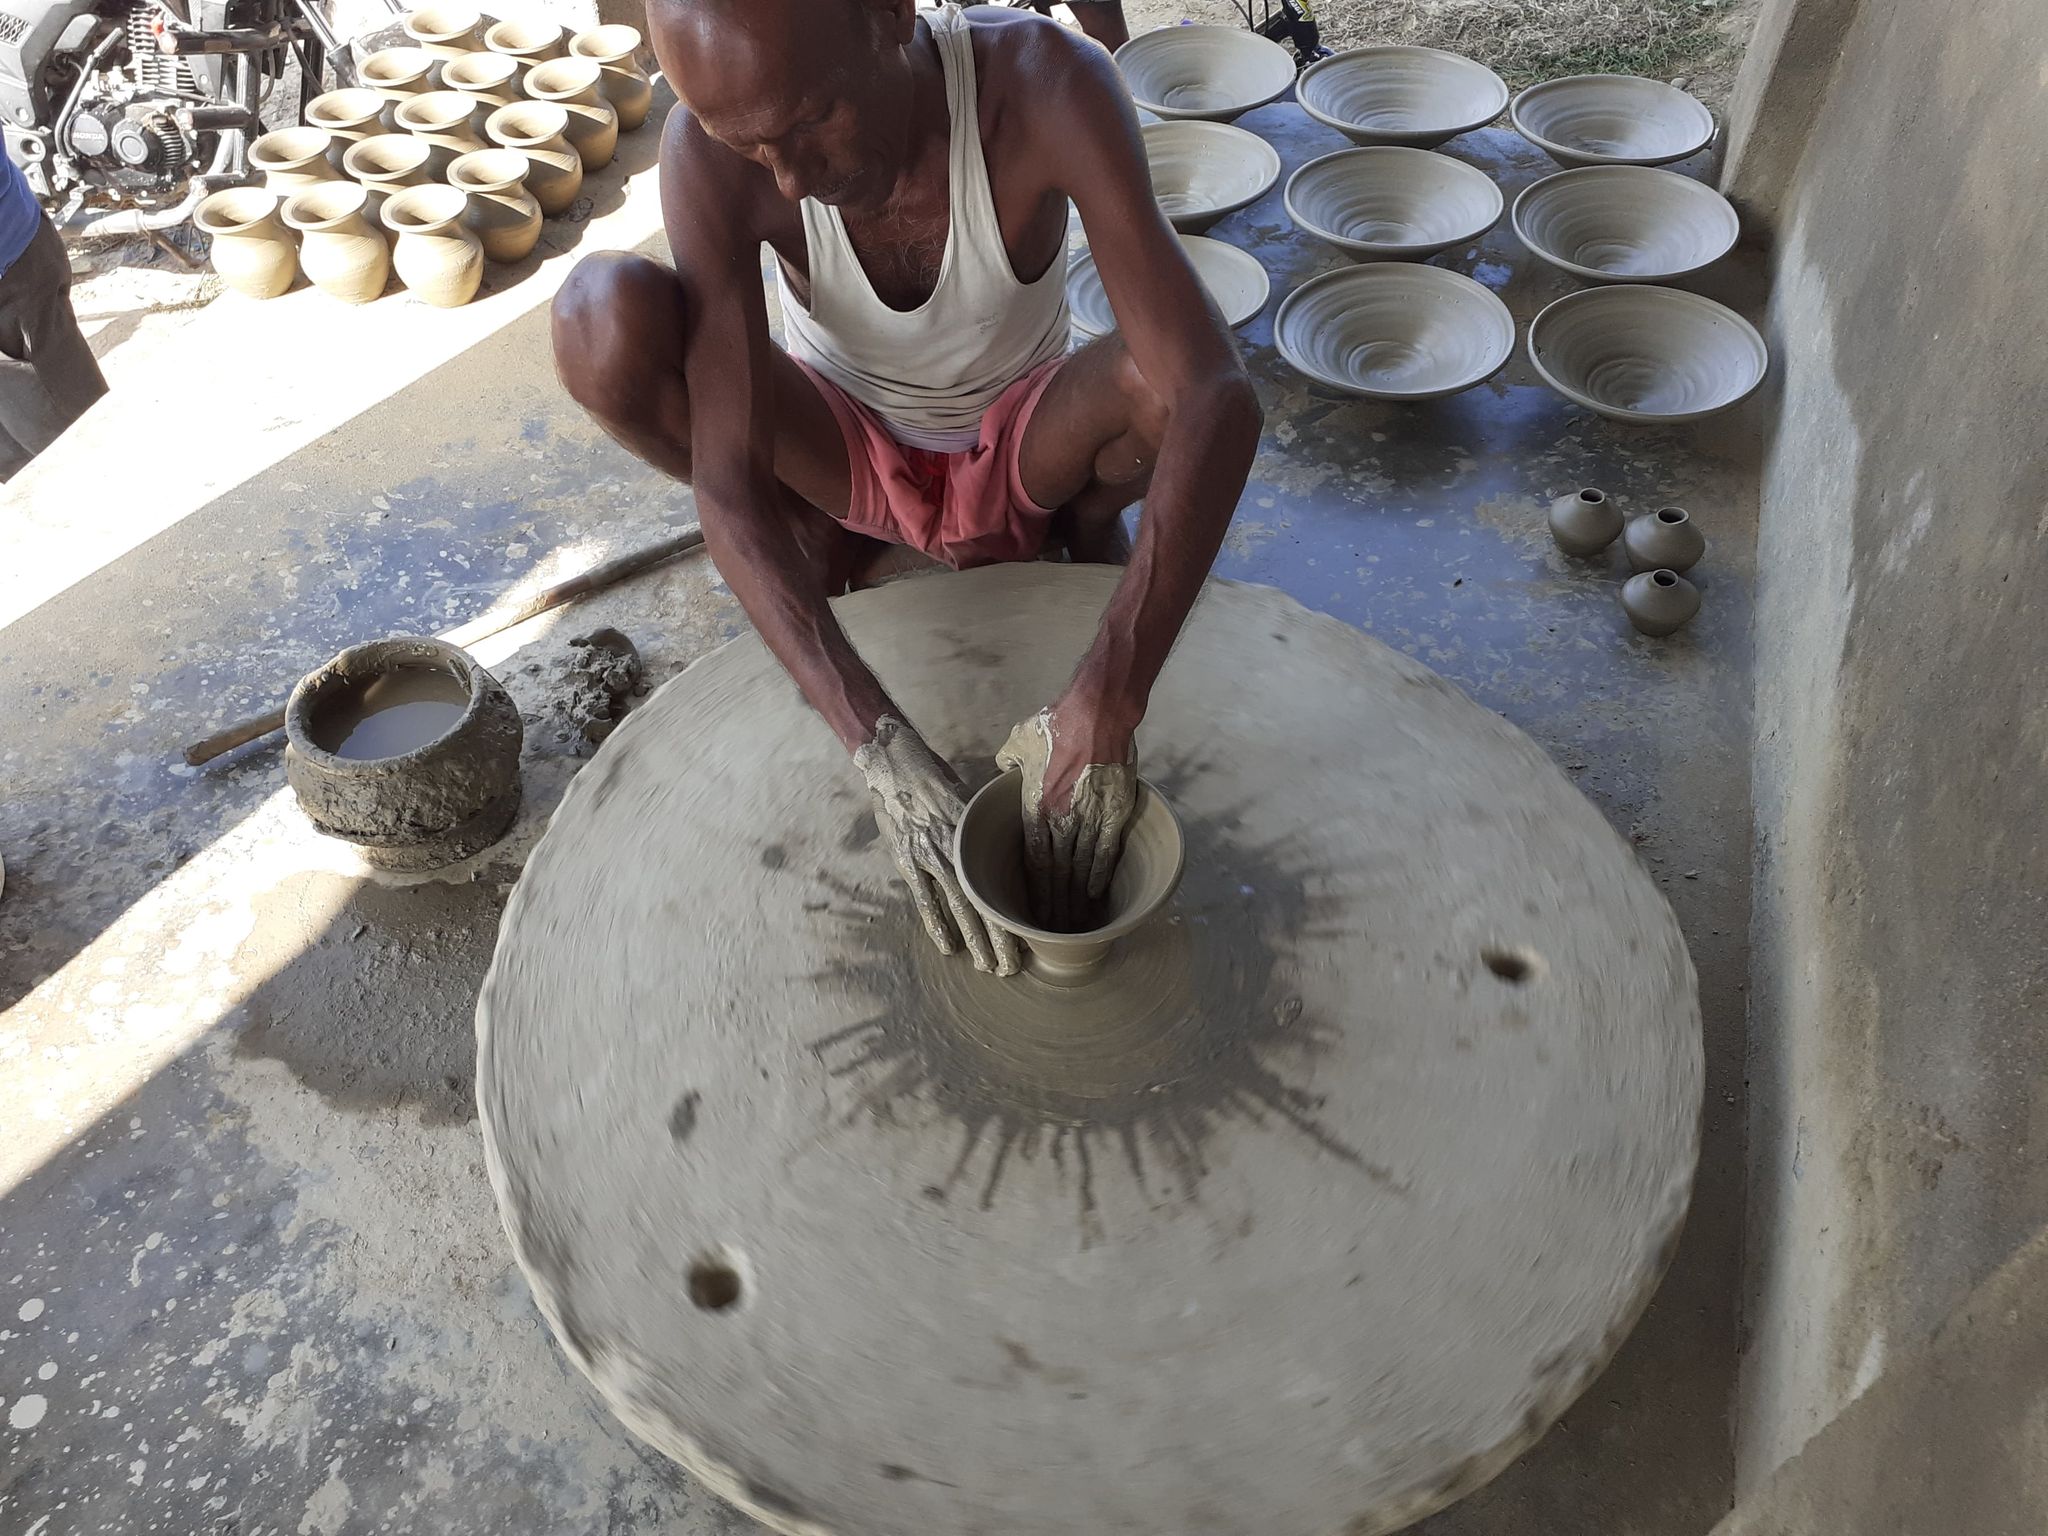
left=194, top=187, right=297, bottom=300
left=1623, top=506, right=1707, bottom=574
left=282, top=181, right=390, bottom=304
left=305, top=88, right=396, bottom=170
left=485, top=17, right=566, bottom=90
left=403, top=3, right=485, bottom=59
left=523, top=56, right=618, bottom=171
left=1547, top=486, right=1623, bottom=557
left=343, top=133, right=434, bottom=236
left=1621, top=569, right=1701, bottom=637
left=360, top=46, right=440, bottom=102
left=569, top=24, right=654, bottom=133
left=395, top=89, right=488, bottom=178
left=486, top=101, right=583, bottom=216
left=285, top=636, right=523, bottom=871
left=383, top=182, right=485, bottom=307
left=448, top=148, right=543, bottom=263
left=441, top=49, right=521, bottom=110
left=249, top=125, right=339, bottom=194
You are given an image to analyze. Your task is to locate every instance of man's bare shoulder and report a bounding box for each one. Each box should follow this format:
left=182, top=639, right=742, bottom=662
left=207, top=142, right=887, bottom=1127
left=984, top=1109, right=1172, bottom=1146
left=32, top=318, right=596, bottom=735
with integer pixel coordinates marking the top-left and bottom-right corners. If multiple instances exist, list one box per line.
left=965, top=6, right=1127, bottom=115
left=658, top=103, right=772, bottom=243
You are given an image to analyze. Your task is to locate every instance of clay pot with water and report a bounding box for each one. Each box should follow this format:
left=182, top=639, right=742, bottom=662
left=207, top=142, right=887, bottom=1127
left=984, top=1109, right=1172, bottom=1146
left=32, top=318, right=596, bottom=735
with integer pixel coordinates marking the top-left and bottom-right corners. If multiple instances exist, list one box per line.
left=441, top=49, right=521, bottom=111
left=249, top=125, right=339, bottom=195
left=403, top=3, right=485, bottom=59
left=395, top=89, right=488, bottom=178
left=1547, top=486, right=1623, bottom=557
left=568, top=24, right=653, bottom=133
left=305, top=88, right=396, bottom=170
left=342, top=133, right=433, bottom=234
left=195, top=187, right=297, bottom=299
left=360, top=46, right=440, bottom=103
left=485, top=17, right=565, bottom=89
left=523, top=56, right=618, bottom=171
left=1623, top=506, right=1707, bottom=574
left=486, top=101, right=583, bottom=216
left=281, top=181, right=390, bottom=303
left=448, top=148, right=542, bottom=263
left=383, top=183, right=485, bottom=306
left=285, top=636, right=523, bottom=871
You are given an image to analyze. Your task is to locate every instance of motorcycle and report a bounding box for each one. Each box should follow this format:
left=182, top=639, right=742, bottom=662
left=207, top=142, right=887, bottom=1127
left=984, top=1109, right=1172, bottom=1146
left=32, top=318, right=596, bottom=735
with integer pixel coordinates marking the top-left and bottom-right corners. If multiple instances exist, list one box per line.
left=0, top=0, right=368, bottom=236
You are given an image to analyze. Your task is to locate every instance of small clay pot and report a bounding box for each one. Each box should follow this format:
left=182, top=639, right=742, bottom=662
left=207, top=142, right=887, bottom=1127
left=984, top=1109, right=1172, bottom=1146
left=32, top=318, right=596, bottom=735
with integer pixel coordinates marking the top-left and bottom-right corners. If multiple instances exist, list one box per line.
left=441, top=49, right=521, bottom=109
left=1621, top=569, right=1701, bottom=637
left=360, top=46, right=440, bottom=101
left=449, top=148, right=543, bottom=262
left=523, top=56, right=618, bottom=170
left=485, top=17, right=565, bottom=89
left=305, top=88, right=396, bottom=170
left=395, top=89, right=488, bottom=178
left=342, top=133, right=434, bottom=235
left=285, top=636, right=522, bottom=871
left=403, top=3, right=485, bottom=59
left=1548, top=486, right=1623, bottom=557
left=486, top=101, right=583, bottom=216
left=249, top=125, right=339, bottom=194
left=383, top=182, right=485, bottom=306
left=281, top=180, right=390, bottom=303
left=194, top=187, right=297, bottom=300
left=1623, top=506, right=1706, bottom=574
left=568, top=24, right=653, bottom=133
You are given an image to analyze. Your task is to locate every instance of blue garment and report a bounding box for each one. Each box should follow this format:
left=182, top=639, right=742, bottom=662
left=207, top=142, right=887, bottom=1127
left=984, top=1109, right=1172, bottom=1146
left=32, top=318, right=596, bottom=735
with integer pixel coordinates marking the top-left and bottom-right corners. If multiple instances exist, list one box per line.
left=0, top=155, right=46, bottom=278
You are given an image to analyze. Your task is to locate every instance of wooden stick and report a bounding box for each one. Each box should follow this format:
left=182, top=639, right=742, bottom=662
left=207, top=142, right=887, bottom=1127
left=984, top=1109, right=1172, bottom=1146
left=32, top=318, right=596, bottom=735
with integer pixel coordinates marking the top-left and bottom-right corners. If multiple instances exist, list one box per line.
left=183, top=525, right=706, bottom=767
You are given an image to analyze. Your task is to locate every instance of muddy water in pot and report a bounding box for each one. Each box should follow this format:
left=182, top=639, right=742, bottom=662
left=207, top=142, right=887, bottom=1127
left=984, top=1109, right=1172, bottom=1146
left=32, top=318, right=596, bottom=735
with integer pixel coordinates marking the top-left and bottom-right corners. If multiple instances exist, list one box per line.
left=310, top=665, right=469, bottom=759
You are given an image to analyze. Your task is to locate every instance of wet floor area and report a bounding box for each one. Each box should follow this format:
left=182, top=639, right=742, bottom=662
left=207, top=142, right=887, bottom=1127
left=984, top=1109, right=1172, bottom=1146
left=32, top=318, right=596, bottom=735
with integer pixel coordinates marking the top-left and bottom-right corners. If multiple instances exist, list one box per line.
left=0, top=110, right=1758, bottom=1536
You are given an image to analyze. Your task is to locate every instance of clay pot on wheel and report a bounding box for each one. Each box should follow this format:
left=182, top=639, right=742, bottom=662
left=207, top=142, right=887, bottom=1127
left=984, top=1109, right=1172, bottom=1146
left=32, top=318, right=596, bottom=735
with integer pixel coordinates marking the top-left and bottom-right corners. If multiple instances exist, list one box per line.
left=360, top=46, right=440, bottom=102
left=305, top=88, right=395, bottom=170
left=448, top=148, right=543, bottom=262
left=1621, top=569, right=1701, bottom=637
left=249, top=125, right=339, bottom=194
left=1623, top=506, right=1706, bottom=574
left=342, top=133, right=433, bottom=234
left=194, top=187, right=297, bottom=299
left=485, top=17, right=565, bottom=89
left=1548, top=487, right=1622, bottom=557
left=403, top=3, right=484, bottom=59
left=441, top=49, right=521, bottom=110
left=485, top=101, right=583, bottom=216
left=395, top=89, right=488, bottom=178
left=285, top=636, right=523, bottom=871
left=383, top=183, right=485, bottom=307
left=522, top=57, right=618, bottom=170
left=281, top=181, right=390, bottom=303
left=568, top=24, right=654, bottom=133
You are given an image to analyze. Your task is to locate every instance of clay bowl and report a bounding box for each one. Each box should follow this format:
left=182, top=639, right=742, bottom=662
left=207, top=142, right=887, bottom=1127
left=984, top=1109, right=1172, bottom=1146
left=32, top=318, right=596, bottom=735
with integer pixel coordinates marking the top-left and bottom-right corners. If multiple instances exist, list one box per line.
left=1113, top=25, right=1296, bottom=122
left=1295, top=45, right=1508, bottom=148
left=1142, top=120, right=1282, bottom=234
left=1528, top=286, right=1768, bottom=423
left=955, top=769, right=1186, bottom=987
left=1275, top=262, right=1514, bottom=401
left=1067, top=234, right=1269, bottom=339
left=1284, top=146, right=1503, bottom=261
left=1512, top=165, right=1738, bottom=283
left=1509, top=74, right=1716, bottom=167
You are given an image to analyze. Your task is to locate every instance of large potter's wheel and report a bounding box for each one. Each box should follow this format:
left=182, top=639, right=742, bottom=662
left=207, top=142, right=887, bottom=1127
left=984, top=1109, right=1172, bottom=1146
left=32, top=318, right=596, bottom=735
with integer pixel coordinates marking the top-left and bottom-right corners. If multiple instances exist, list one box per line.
left=477, top=564, right=1701, bottom=1536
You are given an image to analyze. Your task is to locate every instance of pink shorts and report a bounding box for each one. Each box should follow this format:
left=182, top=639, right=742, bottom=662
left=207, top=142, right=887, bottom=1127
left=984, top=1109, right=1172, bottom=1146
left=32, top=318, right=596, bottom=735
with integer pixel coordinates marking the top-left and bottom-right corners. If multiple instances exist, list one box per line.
left=796, top=356, right=1065, bottom=570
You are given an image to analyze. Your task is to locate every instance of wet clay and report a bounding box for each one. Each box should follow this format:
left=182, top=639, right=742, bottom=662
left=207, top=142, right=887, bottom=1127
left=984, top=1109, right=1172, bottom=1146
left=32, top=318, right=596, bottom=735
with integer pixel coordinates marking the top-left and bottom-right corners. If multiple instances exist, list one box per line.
left=477, top=564, right=1703, bottom=1536
left=310, top=665, right=470, bottom=759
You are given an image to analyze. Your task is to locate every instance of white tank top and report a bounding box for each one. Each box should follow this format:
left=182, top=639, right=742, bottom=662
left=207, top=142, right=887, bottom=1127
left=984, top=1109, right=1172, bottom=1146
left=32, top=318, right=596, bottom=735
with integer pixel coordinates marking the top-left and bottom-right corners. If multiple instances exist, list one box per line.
left=775, top=4, right=1070, bottom=454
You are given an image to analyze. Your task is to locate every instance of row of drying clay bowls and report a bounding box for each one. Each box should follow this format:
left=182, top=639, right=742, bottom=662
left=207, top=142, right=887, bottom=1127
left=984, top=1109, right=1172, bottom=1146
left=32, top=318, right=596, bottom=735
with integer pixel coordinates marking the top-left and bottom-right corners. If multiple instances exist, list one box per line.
left=195, top=11, right=651, bottom=306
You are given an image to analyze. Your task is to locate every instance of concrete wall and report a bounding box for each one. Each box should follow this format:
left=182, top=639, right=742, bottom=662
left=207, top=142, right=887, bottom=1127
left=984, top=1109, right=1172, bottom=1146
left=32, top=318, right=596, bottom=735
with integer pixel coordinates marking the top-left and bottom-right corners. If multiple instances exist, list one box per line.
left=1725, top=0, right=2048, bottom=1495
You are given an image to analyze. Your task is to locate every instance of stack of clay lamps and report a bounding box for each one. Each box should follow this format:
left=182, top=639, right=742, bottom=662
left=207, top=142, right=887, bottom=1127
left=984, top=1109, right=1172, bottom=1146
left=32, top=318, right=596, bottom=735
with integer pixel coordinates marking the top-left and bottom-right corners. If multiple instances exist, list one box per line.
left=1545, top=488, right=1708, bottom=637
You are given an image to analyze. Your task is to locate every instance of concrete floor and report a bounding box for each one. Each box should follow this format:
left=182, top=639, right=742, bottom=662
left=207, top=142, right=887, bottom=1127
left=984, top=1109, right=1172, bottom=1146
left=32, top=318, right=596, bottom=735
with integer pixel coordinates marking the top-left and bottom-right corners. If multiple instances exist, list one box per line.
left=0, top=106, right=1760, bottom=1535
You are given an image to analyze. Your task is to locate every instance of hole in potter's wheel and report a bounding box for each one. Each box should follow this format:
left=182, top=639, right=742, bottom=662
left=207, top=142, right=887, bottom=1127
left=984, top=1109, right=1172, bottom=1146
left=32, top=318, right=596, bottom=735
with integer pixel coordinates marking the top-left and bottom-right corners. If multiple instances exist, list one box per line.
left=1481, top=947, right=1542, bottom=984
left=309, top=664, right=470, bottom=760
left=687, top=1251, right=744, bottom=1312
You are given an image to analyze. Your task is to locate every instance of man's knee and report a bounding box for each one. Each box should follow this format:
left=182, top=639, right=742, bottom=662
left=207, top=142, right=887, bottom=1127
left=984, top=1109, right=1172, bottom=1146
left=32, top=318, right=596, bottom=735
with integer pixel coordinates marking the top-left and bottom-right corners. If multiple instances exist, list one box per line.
left=551, top=251, right=683, bottom=424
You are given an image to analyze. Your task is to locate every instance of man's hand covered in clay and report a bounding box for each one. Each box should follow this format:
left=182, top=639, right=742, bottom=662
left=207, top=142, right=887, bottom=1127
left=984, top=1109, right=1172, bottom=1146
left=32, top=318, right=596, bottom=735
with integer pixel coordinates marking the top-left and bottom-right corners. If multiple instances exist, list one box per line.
left=854, top=716, right=1023, bottom=976
left=998, top=704, right=1137, bottom=932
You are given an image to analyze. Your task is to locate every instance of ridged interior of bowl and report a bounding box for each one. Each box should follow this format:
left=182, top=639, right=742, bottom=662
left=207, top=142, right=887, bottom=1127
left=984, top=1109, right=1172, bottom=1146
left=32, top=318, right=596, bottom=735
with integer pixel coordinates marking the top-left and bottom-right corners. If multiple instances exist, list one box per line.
left=1069, top=237, right=1268, bottom=335
left=1280, top=266, right=1512, bottom=393
left=1517, top=167, right=1738, bottom=276
left=1290, top=148, right=1500, bottom=250
left=1144, top=122, right=1281, bottom=219
left=1118, top=27, right=1295, bottom=114
left=1533, top=289, right=1766, bottom=415
left=1515, top=76, right=1713, bottom=160
left=1300, top=47, right=1506, bottom=135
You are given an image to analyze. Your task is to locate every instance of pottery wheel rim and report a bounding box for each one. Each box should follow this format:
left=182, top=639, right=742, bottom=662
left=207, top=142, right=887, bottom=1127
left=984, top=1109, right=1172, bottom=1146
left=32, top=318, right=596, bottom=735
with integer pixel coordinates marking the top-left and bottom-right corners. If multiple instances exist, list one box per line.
left=477, top=566, right=1702, bottom=1536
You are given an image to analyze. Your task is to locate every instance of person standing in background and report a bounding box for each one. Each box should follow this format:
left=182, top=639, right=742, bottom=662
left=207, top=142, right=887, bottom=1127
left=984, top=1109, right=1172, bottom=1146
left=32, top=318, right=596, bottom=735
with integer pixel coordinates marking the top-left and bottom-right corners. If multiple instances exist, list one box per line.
left=0, top=154, right=107, bottom=480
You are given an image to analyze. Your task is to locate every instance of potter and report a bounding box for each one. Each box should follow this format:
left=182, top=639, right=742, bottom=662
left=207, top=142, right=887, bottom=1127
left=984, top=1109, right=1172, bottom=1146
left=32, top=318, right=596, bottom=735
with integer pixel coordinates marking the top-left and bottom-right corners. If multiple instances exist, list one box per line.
left=552, top=0, right=1260, bottom=971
